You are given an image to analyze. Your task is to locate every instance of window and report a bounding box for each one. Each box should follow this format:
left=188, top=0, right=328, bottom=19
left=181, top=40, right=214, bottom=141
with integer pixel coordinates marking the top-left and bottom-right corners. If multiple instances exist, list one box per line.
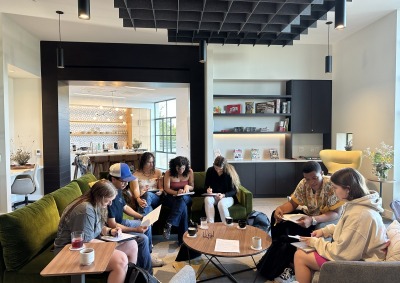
left=154, top=99, right=176, bottom=170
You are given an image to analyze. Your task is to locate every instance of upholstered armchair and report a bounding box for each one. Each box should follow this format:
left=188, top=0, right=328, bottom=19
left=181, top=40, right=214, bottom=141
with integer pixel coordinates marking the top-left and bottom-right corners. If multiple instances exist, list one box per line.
left=319, top=150, right=362, bottom=175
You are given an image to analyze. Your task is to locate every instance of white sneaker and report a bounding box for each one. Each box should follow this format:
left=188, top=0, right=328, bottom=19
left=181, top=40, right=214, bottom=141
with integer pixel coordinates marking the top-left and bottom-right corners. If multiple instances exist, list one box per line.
left=274, top=267, right=296, bottom=283
left=151, top=255, right=165, bottom=267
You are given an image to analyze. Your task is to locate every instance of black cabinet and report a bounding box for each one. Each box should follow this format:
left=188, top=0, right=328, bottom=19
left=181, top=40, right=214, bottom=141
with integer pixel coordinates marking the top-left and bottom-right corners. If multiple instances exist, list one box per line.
left=276, top=162, right=297, bottom=196
left=255, top=163, right=275, bottom=196
left=288, top=80, right=331, bottom=134
left=232, top=163, right=256, bottom=194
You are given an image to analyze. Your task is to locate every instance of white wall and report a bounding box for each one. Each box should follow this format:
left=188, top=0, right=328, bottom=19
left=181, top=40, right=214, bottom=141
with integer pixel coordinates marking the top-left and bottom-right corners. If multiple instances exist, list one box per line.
left=0, top=14, right=41, bottom=213
left=333, top=11, right=399, bottom=208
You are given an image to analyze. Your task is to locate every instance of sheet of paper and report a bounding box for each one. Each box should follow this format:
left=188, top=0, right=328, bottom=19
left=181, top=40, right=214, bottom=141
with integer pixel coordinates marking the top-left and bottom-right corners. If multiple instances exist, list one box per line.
left=288, top=235, right=301, bottom=240
left=201, top=193, right=218, bottom=196
left=176, top=192, right=195, bottom=196
left=291, top=241, right=315, bottom=253
left=282, top=214, right=305, bottom=223
left=141, top=204, right=162, bottom=226
left=100, top=233, right=136, bottom=243
left=214, top=238, right=240, bottom=253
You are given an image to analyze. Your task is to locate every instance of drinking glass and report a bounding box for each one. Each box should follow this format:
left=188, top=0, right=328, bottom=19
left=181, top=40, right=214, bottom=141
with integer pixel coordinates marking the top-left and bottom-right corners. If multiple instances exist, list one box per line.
left=71, top=231, right=84, bottom=249
left=200, top=217, right=207, bottom=228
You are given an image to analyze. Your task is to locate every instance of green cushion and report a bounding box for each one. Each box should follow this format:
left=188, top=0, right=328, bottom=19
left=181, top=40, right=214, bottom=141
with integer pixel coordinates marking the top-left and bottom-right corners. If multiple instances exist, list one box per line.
left=50, top=182, right=82, bottom=217
left=0, top=195, right=59, bottom=271
left=73, top=173, right=97, bottom=194
left=193, top=172, right=206, bottom=191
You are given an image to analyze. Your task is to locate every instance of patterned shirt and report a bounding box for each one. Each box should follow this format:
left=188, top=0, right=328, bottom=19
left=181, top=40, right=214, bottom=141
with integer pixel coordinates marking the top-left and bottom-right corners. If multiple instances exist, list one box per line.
left=291, top=176, right=343, bottom=216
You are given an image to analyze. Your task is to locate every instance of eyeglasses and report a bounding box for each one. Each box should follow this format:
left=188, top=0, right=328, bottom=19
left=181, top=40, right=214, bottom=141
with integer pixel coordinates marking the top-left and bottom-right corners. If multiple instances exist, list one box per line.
left=114, top=177, right=127, bottom=184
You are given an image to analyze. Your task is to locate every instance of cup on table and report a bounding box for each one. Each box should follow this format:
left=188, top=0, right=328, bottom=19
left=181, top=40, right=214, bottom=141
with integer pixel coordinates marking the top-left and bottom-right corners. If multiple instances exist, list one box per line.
left=225, top=216, right=233, bottom=225
left=80, top=248, right=95, bottom=265
left=252, top=236, right=262, bottom=249
left=200, top=217, right=207, bottom=228
left=71, top=231, right=84, bottom=249
left=238, top=219, right=247, bottom=229
left=188, top=227, right=197, bottom=237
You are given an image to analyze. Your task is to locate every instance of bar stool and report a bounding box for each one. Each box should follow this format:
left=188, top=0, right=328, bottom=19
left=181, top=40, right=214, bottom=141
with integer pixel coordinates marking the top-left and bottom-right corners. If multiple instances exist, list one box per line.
left=124, top=154, right=138, bottom=171
left=91, top=155, right=109, bottom=179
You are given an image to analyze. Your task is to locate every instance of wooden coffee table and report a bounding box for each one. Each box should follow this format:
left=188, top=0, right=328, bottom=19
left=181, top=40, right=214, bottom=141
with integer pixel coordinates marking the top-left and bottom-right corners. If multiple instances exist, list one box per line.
left=183, top=222, right=271, bottom=282
left=41, top=242, right=116, bottom=283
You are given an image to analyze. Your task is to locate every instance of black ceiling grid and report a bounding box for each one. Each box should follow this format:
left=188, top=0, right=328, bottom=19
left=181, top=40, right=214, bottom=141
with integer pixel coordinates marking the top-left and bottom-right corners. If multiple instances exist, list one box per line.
left=114, top=0, right=338, bottom=46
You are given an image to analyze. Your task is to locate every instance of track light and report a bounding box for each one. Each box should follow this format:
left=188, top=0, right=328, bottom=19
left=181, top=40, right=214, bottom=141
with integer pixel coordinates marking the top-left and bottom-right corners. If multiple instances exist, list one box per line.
left=199, top=40, right=207, bottom=63
left=78, top=0, right=90, bottom=20
left=325, top=21, right=332, bottom=73
left=56, top=11, right=64, bottom=69
left=335, top=0, right=346, bottom=29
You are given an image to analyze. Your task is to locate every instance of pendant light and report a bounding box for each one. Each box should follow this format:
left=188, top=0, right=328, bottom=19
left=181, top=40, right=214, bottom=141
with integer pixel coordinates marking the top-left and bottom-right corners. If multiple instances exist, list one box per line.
left=325, top=21, right=332, bottom=73
left=78, top=0, right=90, bottom=20
left=56, top=11, right=64, bottom=69
left=335, top=0, right=346, bottom=29
left=199, top=40, right=207, bottom=63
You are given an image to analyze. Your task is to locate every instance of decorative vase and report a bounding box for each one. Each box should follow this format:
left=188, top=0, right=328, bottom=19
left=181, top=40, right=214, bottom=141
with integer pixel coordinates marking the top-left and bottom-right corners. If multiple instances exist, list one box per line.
left=374, top=163, right=390, bottom=180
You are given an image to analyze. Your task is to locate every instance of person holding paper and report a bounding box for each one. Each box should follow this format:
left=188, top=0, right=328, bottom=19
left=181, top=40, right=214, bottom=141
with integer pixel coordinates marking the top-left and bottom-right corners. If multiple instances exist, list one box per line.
left=107, top=163, right=165, bottom=273
left=162, top=156, right=194, bottom=245
left=130, top=152, right=164, bottom=215
left=54, top=180, right=138, bottom=283
left=294, top=168, right=388, bottom=283
left=203, top=156, right=241, bottom=223
left=262, top=161, right=343, bottom=283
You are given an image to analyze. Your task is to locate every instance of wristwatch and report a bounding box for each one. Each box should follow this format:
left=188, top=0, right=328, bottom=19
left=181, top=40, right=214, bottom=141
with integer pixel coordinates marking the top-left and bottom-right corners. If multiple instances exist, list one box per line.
left=311, top=217, right=317, bottom=226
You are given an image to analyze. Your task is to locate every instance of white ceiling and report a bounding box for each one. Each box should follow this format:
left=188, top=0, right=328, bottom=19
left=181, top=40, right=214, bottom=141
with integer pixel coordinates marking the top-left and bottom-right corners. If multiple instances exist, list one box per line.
left=2, top=0, right=399, bottom=102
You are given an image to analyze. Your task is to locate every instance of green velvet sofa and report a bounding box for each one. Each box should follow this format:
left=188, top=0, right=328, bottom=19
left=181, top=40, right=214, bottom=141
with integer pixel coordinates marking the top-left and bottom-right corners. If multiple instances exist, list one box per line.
left=0, top=173, right=99, bottom=283
left=151, top=171, right=253, bottom=234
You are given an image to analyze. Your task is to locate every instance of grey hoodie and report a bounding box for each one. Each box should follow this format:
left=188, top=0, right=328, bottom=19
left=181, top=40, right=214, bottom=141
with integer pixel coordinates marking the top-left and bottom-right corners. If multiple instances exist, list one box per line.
left=309, top=191, right=388, bottom=262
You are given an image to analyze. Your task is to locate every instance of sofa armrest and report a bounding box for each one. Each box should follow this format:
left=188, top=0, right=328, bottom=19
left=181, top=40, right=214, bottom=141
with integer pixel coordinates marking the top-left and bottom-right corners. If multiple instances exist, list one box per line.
left=316, top=261, right=400, bottom=283
left=237, top=185, right=253, bottom=215
left=169, top=265, right=196, bottom=283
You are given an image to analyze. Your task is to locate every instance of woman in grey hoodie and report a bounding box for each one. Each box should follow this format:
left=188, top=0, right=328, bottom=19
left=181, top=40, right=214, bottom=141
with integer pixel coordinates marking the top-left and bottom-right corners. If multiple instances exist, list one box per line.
left=294, top=168, right=388, bottom=283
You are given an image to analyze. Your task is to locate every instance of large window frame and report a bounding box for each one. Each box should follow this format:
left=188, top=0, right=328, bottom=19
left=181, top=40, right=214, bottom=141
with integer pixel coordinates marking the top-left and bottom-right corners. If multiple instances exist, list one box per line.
left=154, top=99, right=176, bottom=170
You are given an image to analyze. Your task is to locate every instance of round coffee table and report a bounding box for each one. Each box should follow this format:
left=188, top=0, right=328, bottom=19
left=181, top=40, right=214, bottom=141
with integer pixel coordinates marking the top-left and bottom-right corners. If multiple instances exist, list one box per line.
left=183, top=222, right=271, bottom=282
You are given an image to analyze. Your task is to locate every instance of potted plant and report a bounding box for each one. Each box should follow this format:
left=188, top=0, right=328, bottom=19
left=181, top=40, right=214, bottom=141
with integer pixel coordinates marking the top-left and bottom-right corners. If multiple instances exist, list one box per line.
left=364, top=142, right=394, bottom=180
left=132, top=139, right=142, bottom=151
left=11, top=149, right=31, bottom=166
left=344, top=139, right=353, bottom=151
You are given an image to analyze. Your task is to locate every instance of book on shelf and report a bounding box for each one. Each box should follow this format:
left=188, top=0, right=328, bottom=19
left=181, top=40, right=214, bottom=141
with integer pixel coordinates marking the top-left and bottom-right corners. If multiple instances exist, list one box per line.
left=275, top=99, right=281, bottom=114
left=245, top=102, right=255, bottom=114
left=251, top=148, right=261, bottom=160
left=284, top=118, right=290, bottom=131
left=255, top=101, right=275, bottom=113
left=287, top=101, right=291, bottom=113
left=233, top=149, right=243, bottom=160
left=269, top=148, right=279, bottom=159
left=278, top=120, right=286, bottom=132
left=282, top=101, right=288, bottom=113
left=226, top=104, right=241, bottom=114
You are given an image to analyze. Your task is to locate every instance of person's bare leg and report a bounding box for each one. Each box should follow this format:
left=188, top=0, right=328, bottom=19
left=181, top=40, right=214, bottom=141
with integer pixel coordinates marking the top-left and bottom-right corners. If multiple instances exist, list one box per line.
left=294, top=250, right=320, bottom=283
left=117, top=240, right=138, bottom=264
left=106, top=250, right=128, bottom=283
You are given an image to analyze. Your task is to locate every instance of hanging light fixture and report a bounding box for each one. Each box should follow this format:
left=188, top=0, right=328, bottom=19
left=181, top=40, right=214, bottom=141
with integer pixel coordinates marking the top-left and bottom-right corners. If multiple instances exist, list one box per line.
left=199, top=40, right=207, bottom=63
left=78, top=0, right=90, bottom=20
left=56, top=11, right=64, bottom=69
left=335, top=0, right=346, bottom=29
left=325, top=21, right=332, bottom=73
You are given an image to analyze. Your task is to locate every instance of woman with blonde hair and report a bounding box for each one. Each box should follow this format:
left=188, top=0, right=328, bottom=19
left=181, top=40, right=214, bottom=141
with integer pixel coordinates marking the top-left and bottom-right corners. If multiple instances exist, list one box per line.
left=294, top=168, right=388, bottom=283
left=54, top=180, right=138, bottom=283
left=204, top=156, right=241, bottom=223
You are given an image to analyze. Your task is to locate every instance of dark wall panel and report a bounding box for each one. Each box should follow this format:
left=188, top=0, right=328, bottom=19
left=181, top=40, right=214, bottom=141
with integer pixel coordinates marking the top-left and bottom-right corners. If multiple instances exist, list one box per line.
left=41, top=42, right=205, bottom=193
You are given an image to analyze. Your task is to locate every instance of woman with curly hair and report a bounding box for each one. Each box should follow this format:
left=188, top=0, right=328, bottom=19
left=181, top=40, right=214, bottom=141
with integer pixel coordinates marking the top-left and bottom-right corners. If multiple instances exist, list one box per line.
left=203, top=156, right=241, bottom=223
left=162, top=156, right=194, bottom=245
left=54, top=180, right=138, bottom=283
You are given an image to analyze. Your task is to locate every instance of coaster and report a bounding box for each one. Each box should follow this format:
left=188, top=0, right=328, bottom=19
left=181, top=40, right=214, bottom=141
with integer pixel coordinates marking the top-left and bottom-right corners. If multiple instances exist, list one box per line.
left=187, top=234, right=197, bottom=238
left=236, top=225, right=246, bottom=230
left=69, top=244, right=86, bottom=251
left=198, top=225, right=209, bottom=230
left=250, top=245, right=262, bottom=251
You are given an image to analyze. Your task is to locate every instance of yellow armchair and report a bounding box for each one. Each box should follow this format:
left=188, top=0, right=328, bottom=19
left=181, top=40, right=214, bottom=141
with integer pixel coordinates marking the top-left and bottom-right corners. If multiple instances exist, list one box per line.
left=319, top=150, right=362, bottom=175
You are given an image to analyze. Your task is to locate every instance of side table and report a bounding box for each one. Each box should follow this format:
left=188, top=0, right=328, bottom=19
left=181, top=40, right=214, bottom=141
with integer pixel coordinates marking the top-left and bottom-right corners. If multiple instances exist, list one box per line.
left=367, top=178, right=396, bottom=197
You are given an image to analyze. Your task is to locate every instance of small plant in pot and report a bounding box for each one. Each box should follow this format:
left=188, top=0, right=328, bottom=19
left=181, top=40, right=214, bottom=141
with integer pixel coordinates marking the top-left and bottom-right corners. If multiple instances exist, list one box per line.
left=344, top=140, right=353, bottom=151
left=132, top=139, right=142, bottom=151
left=11, top=149, right=31, bottom=165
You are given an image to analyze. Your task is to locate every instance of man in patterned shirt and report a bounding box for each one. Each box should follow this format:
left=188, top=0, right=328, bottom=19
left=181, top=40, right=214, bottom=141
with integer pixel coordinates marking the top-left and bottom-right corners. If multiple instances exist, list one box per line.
left=259, top=161, right=343, bottom=283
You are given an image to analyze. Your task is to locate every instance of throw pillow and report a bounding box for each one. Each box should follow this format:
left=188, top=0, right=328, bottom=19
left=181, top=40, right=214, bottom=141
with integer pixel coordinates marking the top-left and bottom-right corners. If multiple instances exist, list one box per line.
left=386, top=220, right=400, bottom=261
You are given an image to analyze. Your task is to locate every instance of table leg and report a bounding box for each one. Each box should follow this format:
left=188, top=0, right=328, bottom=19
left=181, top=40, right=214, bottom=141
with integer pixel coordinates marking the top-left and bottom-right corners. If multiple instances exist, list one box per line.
left=380, top=182, right=383, bottom=197
left=71, top=274, right=85, bottom=283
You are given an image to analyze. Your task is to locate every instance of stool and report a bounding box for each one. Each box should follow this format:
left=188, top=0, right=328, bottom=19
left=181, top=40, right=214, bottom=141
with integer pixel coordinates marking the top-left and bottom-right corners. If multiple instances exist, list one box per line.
left=91, top=156, right=109, bottom=179
left=124, top=155, right=139, bottom=171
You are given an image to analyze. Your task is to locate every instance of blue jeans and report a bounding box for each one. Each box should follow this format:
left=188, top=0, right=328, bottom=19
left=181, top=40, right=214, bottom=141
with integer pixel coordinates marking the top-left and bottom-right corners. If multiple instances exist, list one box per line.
left=163, top=194, right=192, bottom=244
left=138, top=192, right=162, bottom=216
left=121, top=219, right=153, bottom=274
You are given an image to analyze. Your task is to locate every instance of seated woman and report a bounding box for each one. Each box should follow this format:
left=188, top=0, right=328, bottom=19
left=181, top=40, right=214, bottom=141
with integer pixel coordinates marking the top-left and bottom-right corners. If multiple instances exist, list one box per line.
left=294, top=168, right=388, bottom=283
left=162, top=156, right=194, bottom=245
left=204, top=156, right=241, bottom=223
left=130, top=152, right=163, bottom=216
left=54, top=180, right=138, bottom=283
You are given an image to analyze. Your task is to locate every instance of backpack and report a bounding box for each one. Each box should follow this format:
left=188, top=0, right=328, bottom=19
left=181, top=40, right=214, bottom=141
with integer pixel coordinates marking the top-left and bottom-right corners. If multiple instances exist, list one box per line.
left=247, top=210, right=271, bottom=233
left=124, top=262, right=159, bottom=283
left=390, top=200, right=400, bottom=222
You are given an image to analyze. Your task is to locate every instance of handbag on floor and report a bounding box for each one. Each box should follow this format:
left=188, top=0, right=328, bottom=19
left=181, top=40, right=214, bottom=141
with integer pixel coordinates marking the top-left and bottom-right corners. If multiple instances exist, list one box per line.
left=124, top=262, right=159, bottom=283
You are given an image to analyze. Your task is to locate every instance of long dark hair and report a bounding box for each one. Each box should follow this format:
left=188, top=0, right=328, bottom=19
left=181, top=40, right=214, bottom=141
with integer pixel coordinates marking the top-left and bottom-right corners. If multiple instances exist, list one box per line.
left=138, top=152, right=156, bottom=173
left=169, top=156, right=190, bottom=178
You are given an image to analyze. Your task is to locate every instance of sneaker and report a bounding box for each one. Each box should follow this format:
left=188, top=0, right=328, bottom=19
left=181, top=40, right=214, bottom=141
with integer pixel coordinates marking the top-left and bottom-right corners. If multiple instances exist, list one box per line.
left=163, top=223, right=172, bottom=240
left=274, top=267, right=296, bottom=283
left=151, top=255, right=165, bottom=267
